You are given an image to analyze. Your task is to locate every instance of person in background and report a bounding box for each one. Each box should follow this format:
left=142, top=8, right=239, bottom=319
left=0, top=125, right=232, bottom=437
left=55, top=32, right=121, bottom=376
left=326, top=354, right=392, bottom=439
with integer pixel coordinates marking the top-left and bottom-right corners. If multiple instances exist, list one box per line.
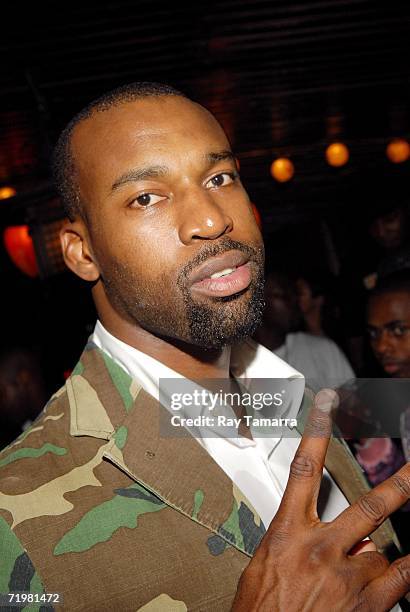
left=296, top=270, right=348, bottom=350
left=296, top=274, right=325, bottom=336
left=255, top=270, right=355, bottom=391
left=0, top=347, right=46, bottom=449
left=367, top=269, right=410, bottom=380
left=351, top=269, right=410, bottom=551
left=339, top=186, right=409, bottom=372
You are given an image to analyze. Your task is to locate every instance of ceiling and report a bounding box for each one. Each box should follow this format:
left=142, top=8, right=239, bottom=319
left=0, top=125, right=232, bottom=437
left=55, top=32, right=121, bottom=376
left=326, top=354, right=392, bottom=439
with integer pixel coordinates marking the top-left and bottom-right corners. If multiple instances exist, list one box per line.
left=1, top=0, right=410, bottom=231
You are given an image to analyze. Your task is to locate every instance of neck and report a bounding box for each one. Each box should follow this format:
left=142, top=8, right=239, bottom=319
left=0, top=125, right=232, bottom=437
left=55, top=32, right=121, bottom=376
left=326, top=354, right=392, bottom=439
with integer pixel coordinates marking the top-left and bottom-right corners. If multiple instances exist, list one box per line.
left=97, top=310, right=231, bottom=380
left=303, top=308, right=323, bottom=336
left=254, top=321, right=286, bottom=351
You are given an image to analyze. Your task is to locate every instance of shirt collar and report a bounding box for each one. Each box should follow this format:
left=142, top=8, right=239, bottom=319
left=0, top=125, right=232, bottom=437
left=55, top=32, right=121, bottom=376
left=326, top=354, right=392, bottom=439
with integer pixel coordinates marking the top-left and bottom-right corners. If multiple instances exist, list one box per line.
left=93, top=320, right=303, bottom=387
left=91, top=320, right=305, bottom=450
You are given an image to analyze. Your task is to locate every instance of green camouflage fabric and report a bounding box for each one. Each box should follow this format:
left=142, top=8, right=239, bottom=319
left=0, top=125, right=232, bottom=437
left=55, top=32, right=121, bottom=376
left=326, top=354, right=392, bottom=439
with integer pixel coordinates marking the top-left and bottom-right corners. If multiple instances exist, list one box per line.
left=0, top=342, right=403, bottom=611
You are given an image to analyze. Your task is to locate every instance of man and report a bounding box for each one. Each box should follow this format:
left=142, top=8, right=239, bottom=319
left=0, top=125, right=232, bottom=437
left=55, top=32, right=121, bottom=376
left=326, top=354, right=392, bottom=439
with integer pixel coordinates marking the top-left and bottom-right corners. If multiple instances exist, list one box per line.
left=296, top=270, right=347, bottom=349
left=0, top=347, right=46, bottom=449
left=367, top=270, right=410, bottom=380
left=0, top=83, right=409, bottom=611
left=255, top=270, right=355, bottom=390
left=338, top=188, right=408, bottom=372
left=345, top=270, right=410, bottom=552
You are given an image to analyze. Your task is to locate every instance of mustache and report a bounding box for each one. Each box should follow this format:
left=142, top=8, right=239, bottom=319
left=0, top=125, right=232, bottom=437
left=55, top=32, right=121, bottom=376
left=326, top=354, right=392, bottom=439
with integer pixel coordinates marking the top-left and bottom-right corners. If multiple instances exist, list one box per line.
left=177, top=237, right=264, bottom=286
left=380, top=359, right=402, bottom=365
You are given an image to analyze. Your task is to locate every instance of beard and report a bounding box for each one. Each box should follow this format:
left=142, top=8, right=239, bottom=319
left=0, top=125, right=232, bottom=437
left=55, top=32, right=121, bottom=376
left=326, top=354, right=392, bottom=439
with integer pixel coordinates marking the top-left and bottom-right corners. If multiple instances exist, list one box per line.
left=101, top=236, right=265, bottom=349
left=178, top=238, right=265, bottom=348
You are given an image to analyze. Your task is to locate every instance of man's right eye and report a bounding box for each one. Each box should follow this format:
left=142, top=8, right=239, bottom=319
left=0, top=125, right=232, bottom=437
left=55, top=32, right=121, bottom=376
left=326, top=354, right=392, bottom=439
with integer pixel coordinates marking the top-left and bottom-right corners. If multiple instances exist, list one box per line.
left=130, top=193, right=166, bottom=207
left=367, top=328, right=378, bottom=340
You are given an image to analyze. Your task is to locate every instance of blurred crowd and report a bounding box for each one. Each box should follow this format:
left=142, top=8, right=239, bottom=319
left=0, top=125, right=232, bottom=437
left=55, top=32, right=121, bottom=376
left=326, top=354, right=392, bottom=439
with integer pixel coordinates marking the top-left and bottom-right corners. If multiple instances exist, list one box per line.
left=256, top=198, right=409, bottom=548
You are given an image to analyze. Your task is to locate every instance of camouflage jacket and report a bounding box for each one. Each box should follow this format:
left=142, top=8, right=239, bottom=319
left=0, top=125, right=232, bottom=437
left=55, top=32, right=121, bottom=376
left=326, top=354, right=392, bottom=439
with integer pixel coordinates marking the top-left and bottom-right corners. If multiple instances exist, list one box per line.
left=0, top=342, right=403, bottom=611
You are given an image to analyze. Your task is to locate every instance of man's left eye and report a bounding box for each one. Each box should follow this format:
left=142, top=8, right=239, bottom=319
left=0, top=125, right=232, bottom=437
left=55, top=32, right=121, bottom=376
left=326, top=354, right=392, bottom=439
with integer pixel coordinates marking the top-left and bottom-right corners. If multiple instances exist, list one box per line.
left=393, top=326, right=408, bottom=337
left=206, top=172, right=235, bottom=188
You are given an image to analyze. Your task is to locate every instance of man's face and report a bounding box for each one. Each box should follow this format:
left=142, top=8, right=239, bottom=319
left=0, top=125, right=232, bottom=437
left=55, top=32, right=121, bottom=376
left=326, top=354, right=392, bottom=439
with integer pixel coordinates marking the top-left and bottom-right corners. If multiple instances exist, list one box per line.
left=264, top=276, right=301, bottom=334
left=367, top=291, right=410, bottom=377
left=71, top=96, right=264, bottom=348
left=369, top=209, right=404, bottom=250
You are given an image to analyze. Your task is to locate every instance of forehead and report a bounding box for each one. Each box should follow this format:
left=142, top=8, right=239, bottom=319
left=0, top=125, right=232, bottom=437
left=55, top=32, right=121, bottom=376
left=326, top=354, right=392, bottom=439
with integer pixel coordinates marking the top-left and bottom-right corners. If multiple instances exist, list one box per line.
left=368, top=290, right=410, bottom=323
left=71, top=96, right=229, bottom=179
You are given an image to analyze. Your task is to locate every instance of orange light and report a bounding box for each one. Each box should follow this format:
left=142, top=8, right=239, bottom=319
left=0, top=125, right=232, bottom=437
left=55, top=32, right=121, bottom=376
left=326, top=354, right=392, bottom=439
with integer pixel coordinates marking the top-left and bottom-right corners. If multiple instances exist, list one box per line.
left=251, top=203, right=262, bottom=229
left=386, top=138, right=410, bottom=163
left=3, top=225, right=39, bottom=278
left=270, top=158, right=294, bottom=182
left=325, top=142, right=349, bottom=167
left=0, top=186, right=16, bottom=200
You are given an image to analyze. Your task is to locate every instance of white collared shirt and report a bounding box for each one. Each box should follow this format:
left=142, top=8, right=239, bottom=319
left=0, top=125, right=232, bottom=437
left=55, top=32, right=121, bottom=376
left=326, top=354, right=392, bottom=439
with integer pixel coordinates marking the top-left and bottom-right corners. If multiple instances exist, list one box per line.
left=92, top=320, right=349, bottom=528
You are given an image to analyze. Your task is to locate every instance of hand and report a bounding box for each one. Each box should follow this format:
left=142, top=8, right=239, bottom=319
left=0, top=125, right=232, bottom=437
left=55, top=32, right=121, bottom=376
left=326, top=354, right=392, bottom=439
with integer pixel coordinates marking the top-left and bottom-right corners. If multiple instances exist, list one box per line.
left=232, top=389, right=410, bottom=611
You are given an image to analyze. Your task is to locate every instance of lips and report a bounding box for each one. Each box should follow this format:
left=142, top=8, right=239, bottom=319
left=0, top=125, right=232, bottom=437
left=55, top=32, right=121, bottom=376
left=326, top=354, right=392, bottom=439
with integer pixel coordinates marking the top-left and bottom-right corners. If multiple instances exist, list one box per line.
left=381, top=361, right=402, bottom=375
left=188, top=250, right=252, bottom=298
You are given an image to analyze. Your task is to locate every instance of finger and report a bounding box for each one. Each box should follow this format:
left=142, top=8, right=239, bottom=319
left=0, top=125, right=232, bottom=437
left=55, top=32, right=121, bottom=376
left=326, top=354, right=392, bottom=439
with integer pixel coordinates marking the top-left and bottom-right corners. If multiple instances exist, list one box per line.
left=332, top=461, right=410, bottom=552
left=349, top=540, right=377, bottom=555
left=364, top=554, right=410, bottom=611
left=277, top=389, right=338, bottom=522
left=349, top=550, right=389, bottom=582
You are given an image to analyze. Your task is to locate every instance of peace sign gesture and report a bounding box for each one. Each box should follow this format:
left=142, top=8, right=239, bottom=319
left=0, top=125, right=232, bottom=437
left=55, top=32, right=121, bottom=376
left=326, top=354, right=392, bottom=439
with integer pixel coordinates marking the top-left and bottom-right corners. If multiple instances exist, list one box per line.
left=232, top=389, right=410, bottom=611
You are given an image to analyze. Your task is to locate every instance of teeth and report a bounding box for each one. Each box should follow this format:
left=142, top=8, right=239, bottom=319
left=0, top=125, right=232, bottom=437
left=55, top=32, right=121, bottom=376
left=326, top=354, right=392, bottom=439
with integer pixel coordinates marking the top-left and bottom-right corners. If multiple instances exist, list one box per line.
left=210, top=267, right=236, bottom=279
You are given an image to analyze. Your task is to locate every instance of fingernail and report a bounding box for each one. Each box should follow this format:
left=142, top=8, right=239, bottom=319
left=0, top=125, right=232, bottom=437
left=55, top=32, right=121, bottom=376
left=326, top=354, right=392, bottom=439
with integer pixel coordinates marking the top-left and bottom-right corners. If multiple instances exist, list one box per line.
left=315, top=388, right=339, bottom=413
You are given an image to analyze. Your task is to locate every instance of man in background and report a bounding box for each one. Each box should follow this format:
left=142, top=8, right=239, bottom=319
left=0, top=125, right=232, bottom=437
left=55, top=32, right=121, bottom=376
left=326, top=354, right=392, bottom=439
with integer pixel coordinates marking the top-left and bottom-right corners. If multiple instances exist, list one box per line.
left=367, top=269, right=410, bottom=380
left=351, top=270, right=410, bottom=550
left=339, top=184, right=409, bottom=372
left=0, top=347, right=46, bottom=449
left=255, top=270, right=355, bottom=391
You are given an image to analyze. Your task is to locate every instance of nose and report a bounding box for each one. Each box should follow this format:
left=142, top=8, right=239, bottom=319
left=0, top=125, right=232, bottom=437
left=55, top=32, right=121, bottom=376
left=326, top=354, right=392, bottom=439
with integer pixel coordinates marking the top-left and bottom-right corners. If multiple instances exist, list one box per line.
left=177, top=187, right=234, bottom=245
left=374, top=329, right=394, bottom=357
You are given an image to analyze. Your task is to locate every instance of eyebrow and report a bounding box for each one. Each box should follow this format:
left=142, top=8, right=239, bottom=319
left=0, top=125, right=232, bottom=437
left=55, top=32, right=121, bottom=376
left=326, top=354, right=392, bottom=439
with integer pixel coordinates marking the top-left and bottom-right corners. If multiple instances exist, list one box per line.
left=205, top=150, right=235, bottom=164
left=111, top=165, right=168, bottom=192
left=385, top=320, right=407, bottom=328
left=367, top=320, right=406, bottom=331
left=110, top=150, right=235, bottom=193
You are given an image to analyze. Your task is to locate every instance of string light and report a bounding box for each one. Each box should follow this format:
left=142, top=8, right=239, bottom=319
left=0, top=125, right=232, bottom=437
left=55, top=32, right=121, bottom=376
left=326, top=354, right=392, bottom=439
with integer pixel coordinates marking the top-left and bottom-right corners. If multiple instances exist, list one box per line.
left=270, top=158, right=294, bottom=182
left=3, top=225, right=39, bottom=278
left=325, top=142, right=349, bottom=167
left=0, top=186, right=16, bottom=200
left=386, top=138, right=410, bottom=163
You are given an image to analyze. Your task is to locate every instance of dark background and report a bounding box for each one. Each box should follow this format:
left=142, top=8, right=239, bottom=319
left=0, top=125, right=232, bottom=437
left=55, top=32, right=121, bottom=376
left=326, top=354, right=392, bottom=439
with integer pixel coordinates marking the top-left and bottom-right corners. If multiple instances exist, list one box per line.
left=1, top=0, right=409, bottom=394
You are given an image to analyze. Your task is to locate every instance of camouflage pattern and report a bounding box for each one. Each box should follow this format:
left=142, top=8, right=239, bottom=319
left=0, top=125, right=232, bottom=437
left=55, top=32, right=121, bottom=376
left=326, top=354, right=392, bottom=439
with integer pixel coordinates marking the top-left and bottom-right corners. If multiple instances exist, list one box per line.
left=0, top=516, right=46, bottom=612
left=0, top=342, right=403, bottom=610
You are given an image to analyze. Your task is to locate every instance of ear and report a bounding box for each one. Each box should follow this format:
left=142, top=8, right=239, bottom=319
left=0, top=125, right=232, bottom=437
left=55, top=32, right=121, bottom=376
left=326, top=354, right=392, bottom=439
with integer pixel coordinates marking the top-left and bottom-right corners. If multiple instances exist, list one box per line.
left=60, top=220, right=100, bottom=282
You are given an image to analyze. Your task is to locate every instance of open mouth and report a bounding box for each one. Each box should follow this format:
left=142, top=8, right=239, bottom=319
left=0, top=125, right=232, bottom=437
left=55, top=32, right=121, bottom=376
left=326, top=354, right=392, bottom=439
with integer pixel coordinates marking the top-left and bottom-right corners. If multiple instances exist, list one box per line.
left=381, top=361, right=402, bottom=374
left=209, top=266, right=237, bottom=279
left=192, top=264, right=252, bottom=297
left=188, top=251, right=252, bottom=298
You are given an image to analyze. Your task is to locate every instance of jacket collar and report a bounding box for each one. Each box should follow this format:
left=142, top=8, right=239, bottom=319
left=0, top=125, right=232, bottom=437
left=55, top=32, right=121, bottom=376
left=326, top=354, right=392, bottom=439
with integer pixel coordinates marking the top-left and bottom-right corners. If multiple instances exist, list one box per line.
left=67, top=341, right=267, bottom=558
